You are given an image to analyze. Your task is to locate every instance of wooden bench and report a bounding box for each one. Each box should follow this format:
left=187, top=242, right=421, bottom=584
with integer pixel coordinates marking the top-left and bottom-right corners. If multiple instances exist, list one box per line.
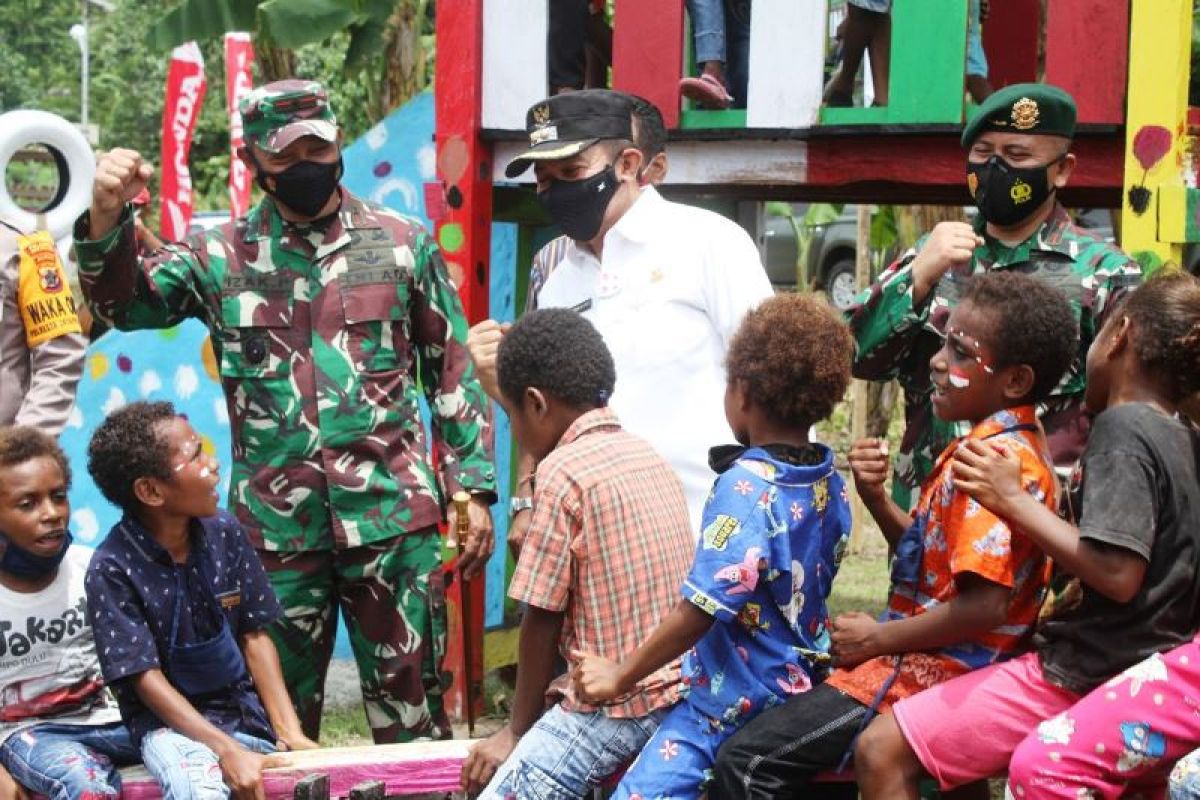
left=74, top=739, right=858, bottom=799
left=107, top=741, right=471, bottom=799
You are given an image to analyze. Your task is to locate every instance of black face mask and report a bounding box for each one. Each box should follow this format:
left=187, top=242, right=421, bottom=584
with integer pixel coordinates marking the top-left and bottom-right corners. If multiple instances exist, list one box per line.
left=0, top=531, right=72, bottom=580
left=967, top=154, right=1056, bottom=226
left=256, top=157, right=344, bottom=218
left=537, top=164, right=621, bottom=242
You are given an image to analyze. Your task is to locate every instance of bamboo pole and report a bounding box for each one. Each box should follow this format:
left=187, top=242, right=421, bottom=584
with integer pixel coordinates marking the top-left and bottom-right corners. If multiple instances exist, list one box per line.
left=849, top=203, right=872, bottom=553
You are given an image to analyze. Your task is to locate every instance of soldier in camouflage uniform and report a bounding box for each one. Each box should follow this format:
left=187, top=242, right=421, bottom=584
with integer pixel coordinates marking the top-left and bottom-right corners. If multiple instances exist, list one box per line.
left=73, top=79, right=497, bottom=744
left=848, top=83, right=1143, bottom=509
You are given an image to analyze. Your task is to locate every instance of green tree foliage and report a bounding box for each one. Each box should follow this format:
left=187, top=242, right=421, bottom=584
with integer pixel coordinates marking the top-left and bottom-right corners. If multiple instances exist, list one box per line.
left=0, top=0, right=431, bottom=218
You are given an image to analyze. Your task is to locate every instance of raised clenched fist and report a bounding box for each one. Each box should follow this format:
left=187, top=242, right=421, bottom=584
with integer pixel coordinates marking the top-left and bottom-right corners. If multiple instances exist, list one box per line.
left=89, top=149, right=154, bottom=239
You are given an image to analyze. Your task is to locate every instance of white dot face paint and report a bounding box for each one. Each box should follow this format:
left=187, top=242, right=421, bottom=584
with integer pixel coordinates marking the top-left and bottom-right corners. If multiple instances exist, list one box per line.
left=198, top=466, right=212, bottom=479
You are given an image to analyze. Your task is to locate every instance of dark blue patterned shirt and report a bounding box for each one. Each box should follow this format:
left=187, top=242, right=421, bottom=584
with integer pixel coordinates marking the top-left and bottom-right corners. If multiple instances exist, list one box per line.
left=84, top=511, right=281, bottom=745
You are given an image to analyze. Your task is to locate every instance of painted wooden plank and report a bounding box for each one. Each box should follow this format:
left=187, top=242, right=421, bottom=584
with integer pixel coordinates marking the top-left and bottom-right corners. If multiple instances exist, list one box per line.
left=612, top=0, right=685, bottom=129
left=107, top=741, right=472, bottom=800
left=1119, top=0, right=1191, bottom=272
left=435, top=0, right=491, bottom=726
left=1157, top=185, right=1200, bottom=244
left=482, top=0, right=548, bottom=130
left=680, top=109, right=748, bottom=129
left=485, top=221, right=518, bottom=628
left=745, top=0, right=826, bottom=128
left=818, top=0, right=967, bottom=125
left=1045, top=0, right=1129, bottom=124
left=979, top=0, right=1039, bottom=89
left=886, top=0, right=968, bottom=124
left=493, top=135, right=1125, bottom=205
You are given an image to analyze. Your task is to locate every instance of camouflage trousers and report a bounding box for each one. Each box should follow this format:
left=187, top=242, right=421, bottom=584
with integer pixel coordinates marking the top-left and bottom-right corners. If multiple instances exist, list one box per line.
left=258, top=529, right=452, bottom=744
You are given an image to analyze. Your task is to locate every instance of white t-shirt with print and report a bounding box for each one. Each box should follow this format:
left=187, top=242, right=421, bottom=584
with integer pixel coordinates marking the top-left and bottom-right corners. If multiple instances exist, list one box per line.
left=536, top=187, right=774, bottom=532
left=0, top=545, right=121, bottom=744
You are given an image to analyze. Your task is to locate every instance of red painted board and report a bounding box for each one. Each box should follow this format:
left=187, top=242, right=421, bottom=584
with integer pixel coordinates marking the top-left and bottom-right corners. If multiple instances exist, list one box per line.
left=434, top=0, right=491, bottom=727
left=805, top=134, right=1124, bottom=191
left=980, top=0, right=1039, bottom=89
left=1045, top=0, right=1129, bottom=124
left=612, top=0, right=685, bottom=128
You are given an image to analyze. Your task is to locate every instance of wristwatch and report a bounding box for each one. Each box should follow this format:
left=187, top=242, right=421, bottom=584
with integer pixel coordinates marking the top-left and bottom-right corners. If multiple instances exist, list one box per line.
left=509, top=496, right=533, bottom=516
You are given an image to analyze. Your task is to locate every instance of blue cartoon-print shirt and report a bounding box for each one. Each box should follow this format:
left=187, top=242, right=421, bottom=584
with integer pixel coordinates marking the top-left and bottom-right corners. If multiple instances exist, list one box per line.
left=681, top=444, right=851, bottom=727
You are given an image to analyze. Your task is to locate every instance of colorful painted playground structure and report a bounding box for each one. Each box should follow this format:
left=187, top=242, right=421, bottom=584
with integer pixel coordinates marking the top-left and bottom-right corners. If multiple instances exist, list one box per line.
left=428, top=0, right=1199, bottom=725
left=50, top=0, right=1200, bottom=794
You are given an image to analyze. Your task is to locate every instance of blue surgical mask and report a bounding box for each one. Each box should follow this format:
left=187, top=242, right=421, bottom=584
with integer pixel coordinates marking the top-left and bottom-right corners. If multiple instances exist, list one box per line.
left=0, top=532, right=72, bottom=579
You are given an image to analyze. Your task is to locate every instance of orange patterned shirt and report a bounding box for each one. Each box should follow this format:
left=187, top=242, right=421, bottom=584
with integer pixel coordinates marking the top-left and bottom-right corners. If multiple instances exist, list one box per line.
left=827, top=406, right=1056, bottom=712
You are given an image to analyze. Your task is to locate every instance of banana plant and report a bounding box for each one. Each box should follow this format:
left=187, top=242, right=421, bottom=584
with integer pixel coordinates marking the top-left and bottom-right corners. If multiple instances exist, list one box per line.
left=149, top=0, right=430, bottom=119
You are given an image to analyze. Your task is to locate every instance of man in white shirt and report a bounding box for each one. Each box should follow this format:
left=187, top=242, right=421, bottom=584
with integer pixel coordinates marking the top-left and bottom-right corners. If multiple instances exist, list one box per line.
left=469, top=90, right=773, bottom=533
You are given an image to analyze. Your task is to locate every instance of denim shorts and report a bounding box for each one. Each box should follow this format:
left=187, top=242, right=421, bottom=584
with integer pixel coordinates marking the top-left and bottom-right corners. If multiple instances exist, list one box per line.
left=140, top=727, right=276, bottom=800
left=0, top=721, right=138, bottom=800
left=477, top=704, right=667, bottom=800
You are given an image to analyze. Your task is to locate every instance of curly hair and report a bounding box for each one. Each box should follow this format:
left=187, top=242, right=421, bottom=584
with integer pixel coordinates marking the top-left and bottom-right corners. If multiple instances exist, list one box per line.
left=961, top=271, right=1078, bottom=403
left=497, top=309, right=616, bottom=408
left=87, top=401, right=177, bottom=512
left=0, top=426, right=71, bottom=488
left=1118, top=271, right=1200, bottom=401
left=725, top=292, right=854, bottom=429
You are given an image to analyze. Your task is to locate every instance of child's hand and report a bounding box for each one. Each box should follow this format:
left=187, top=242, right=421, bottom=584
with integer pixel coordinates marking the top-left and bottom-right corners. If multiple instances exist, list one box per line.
left=570, top=650, right=627, bottom=702
left=0, top=764, right=27, bottom=800
left=218, top=747, right=289, bottom=800
left=951, top=439, right=1024, bottom=515
left=848, top=438, right=890, bottom=501
left=830, top=611, right=882, bottom=668
left=466, top=319, right=511, bottom=402
left=462, top=725, right=518, bottom=795
left=276, top=731, right=320, bottom=751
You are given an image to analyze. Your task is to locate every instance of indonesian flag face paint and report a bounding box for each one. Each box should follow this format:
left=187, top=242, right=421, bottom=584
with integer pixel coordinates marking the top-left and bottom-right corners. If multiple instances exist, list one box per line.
left=929, top=307, right=1005, bottom=422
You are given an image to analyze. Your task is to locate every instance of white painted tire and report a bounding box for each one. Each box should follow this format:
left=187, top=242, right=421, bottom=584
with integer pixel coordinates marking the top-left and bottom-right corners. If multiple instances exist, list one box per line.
left=0, top=110, right=95, bottom=240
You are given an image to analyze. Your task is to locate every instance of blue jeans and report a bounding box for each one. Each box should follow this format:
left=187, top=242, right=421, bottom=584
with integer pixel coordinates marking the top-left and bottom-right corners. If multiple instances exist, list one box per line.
left=477, top=704, right=667, bottom=800
left=140, top=728, right=276, bottom=800
left=0, top=722, right=138, bottom=800
left=685, top=0, right=751, bottom=108
left=1172, top=747, right=1200, bottom=799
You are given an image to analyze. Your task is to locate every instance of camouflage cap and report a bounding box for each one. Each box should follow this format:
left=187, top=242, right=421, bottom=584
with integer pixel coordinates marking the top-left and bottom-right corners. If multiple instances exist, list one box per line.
left=240, top=79, right=339, bottom=154
left=961, top=83, right=1076, bottom=146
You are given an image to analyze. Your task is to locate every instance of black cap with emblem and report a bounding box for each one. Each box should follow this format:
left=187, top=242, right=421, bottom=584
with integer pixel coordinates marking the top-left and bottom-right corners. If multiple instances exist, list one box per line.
left=505, top=89, right=635, bottom=179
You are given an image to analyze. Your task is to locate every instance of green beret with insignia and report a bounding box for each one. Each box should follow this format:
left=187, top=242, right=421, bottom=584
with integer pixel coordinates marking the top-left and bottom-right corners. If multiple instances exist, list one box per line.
left=961, top=83, right=1076, bottom=147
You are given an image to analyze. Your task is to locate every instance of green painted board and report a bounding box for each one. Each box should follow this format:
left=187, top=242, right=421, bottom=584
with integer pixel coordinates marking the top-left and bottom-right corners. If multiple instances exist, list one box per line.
left=818, top=0, right=968, bottom=125
left=680, top=109, right=749, bottom=128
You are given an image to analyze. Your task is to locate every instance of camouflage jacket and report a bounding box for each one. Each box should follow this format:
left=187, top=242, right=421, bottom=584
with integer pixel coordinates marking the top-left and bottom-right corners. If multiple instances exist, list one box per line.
left=74, top=190, right=496, bottom=552
left=847, top=202, right=1142, bottom=509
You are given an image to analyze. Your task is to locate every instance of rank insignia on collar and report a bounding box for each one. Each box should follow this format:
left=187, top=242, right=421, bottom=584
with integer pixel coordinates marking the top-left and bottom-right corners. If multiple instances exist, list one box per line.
left=1010, top=97, right=1040, bottom=131
left=532, top=104, right=551, bottom=125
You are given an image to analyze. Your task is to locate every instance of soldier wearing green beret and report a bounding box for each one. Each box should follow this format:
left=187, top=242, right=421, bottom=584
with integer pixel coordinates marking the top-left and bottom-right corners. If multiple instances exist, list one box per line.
left=73, top=79, right=498, bottom=744
left=848, top=83, right=1143, bottom=508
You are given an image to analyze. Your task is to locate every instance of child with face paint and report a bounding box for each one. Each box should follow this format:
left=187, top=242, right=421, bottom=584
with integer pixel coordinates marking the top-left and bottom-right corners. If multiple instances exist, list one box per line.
left=851, top=272, right=1200, bottom=800
left=0, top=427, right=138, bottom=800
left=710, top=271, right=1076, bottom=799
left=84, top=402, right=317, bottom=800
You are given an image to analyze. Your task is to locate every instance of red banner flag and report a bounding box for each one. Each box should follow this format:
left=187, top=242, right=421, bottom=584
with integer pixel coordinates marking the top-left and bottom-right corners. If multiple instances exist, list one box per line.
left=159, top=42, right=207, bottom=241
left=224, top=32, right=254, bottom=221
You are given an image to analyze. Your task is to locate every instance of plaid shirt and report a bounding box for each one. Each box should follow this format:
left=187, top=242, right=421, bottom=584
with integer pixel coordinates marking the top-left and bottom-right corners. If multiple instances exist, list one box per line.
left=508, top=407, right=694, bottom=718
